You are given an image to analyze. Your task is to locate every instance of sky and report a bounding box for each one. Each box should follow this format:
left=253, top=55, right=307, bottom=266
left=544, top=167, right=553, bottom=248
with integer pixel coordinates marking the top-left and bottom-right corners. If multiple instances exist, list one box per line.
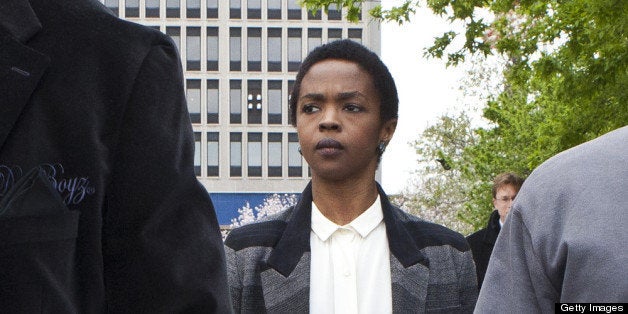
left=379, top=4, right=468, bottom=194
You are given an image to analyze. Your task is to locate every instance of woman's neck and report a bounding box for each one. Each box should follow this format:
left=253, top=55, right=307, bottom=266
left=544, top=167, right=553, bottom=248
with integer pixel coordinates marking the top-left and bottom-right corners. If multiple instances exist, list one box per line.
left=311, top=176, right=379, bottom=225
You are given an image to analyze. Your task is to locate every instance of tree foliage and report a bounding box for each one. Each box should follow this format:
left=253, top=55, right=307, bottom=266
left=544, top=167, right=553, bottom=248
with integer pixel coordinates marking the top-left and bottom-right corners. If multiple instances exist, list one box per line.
left=301, top=0, right=628, bottom=231
left=392, top=112, right=477, bottom=234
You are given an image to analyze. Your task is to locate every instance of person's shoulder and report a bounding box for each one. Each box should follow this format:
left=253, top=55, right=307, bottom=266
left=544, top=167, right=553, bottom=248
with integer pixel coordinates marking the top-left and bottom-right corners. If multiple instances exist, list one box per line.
left=467, top=210, right=499, bottom=241
left=466, top=228, right=487, bottom=242
left=50, top=0, right=172, bottom=51
left=536, top=126, right=627, bottom=174
left=224, top=207, right=293, bottom=251
left=392, top=207, right=470, bottom=252
left=517, top=126, right=628, bottom=206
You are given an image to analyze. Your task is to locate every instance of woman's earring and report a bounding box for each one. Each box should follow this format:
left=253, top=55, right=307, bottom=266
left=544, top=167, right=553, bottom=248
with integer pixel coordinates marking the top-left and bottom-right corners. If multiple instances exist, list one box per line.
left=298, top=146, right=302, bottom=155
left=377, top=141, right=387, bottom=155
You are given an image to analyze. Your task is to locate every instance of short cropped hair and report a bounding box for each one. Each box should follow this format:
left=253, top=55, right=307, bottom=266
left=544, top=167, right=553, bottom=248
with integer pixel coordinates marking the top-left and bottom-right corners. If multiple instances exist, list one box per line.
left=289, top=39, right=398, bottom=126
left=492, top=172, right=525, bottom=198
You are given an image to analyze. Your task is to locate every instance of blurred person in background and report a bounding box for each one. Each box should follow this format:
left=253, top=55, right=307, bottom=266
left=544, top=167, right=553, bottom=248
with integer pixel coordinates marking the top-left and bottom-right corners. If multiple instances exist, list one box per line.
left=466, top=172, right=524, bottom=289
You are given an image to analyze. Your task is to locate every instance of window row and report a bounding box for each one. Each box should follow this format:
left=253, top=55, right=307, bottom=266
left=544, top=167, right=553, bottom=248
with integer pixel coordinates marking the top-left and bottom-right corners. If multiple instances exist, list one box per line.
left=103, top=0, right=358, bottom=21
left=229, top=0, right=355, bottom=21
left=185, top=79, right=294, bottom=125
left=194, top=132, right=305, bottom=178
left=104, top=0, right=217, bottom=18
left=165, top=26, right=363, bottom=72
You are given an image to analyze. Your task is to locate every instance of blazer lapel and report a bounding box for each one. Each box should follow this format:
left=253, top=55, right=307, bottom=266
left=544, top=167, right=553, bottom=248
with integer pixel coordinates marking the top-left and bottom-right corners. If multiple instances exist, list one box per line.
left=262, top=183, right=313, bottom=312
left=378, top=183, right=431, bottom=312
left=0, top=0, right=42, bottom=43
left=0, top=0, right=50, bottom=151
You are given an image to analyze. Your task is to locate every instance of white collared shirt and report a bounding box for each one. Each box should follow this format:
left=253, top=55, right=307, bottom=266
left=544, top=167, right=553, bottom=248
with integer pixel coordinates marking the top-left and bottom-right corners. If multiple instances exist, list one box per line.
left=309, top=196, right=392, bottom=314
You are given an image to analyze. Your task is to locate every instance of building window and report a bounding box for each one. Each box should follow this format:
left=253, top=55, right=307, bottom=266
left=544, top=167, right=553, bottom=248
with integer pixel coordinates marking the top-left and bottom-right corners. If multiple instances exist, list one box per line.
left=268, top=80, right=282, bottom=124
left=288, top=28, right=302, bottom=71
left=186, top=79, right=201, bottom=124
left=247, top=0, right=261, bottom=19
left=230, top=133, right=242, bottom=177
left=287, top=0, right=301, bottom=19
left=105, top=0, right=118, bottom=16
left=186, top=27, right=201, bottom=71
left=166, top=27, right=180, bottom=51
left=206, top=27, right=219, bottom=71
left=207, top=80, right=219, bottom=124
left=187, top=0, right=200, bottom=18
left=247, top=133, right=262, bottom=177
left=166, top=0, right=179, bottom=18
left=328, top=3, right=341, bottom=20
left=348, top=28, right=362, bottom=44
left=145, top=0, right=159, bottom=17
left=308, top=28, right=322, bottom=53
left=328, top=28, right=342, bottom=43
left=288, top=79, right=295, bottom=104
left=194, top=132, right=201, bottom=176
left=288, top=133, right=302, bottom=177
left=125, top=0, right=139, bottom=17
left=230, top=0, right=241, bottom=19
left=268, top=133, right=282, bottom=177
left=230, top=80, right=242, bottom=124
left=267, top=28, right=282, bottom=72
left=207, top=132, right=219, bottom=177
left=230, top=27, right=241, bottom=71
left=207, top=0, right=218, bottom=18
left=247, top=80, right=262, bottom=124
left=308, top=8, right=321, bottom=20
left=247, top=28, right=262, bottom=72
left=267, top=0, right=281, bottom=19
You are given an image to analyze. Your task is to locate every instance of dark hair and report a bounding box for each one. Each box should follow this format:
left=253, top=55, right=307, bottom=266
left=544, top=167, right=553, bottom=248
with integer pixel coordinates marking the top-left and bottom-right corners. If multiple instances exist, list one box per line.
left=492, top=172, right=525, bottom=198
left=289, top=39, right=398, bottom=126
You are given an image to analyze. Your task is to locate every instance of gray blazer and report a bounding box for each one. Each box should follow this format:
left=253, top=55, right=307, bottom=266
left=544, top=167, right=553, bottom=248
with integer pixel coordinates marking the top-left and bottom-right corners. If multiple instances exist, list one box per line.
left=225, top=183, right=478, bottom=313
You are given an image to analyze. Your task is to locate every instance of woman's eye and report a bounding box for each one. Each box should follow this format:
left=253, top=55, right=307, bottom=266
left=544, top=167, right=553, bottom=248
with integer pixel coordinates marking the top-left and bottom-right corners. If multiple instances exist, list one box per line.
left=344, top=104, right=362, bottom=112
left=301, top=104, right=319, bottom=113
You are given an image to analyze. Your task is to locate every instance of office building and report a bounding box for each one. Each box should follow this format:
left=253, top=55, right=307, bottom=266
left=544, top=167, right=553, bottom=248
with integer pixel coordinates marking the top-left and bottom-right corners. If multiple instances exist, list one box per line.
left=100, top=0, right=381, bottom=225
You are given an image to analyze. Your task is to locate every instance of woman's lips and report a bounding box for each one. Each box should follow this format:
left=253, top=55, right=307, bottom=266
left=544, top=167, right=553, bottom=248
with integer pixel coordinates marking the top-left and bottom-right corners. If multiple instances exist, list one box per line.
left=315, top=138, right=343, bottom=157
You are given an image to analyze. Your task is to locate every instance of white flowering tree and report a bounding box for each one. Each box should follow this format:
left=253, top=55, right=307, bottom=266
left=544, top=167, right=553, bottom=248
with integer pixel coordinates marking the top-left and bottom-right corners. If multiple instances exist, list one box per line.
left=222, top=193, right=299, bottom=240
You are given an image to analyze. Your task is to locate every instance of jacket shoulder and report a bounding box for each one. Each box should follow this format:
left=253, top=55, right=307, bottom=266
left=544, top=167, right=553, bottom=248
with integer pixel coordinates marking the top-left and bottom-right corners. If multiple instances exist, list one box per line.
left=466, top=228, right=487, bottom=243
left=394, top=207, right=470, bottom=252
left=224, top=208, right=293, bottom=251
left=39, top=0, right=173, bottom=53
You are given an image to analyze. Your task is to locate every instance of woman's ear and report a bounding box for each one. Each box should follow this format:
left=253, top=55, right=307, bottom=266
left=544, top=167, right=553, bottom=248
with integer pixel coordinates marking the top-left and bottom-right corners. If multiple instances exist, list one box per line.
left=380, top=118, right=397, bottom=143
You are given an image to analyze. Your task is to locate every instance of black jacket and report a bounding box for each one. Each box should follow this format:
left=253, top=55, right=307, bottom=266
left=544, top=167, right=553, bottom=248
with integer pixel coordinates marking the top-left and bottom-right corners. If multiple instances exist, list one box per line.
left=0, top=0, right=230, bottom=312
left=466, top=210, right=501, bottom=290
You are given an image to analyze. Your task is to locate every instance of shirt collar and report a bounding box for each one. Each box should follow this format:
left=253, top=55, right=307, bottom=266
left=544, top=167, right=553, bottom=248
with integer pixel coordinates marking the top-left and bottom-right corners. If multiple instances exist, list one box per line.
left=311, top=195, right=383, bottom=241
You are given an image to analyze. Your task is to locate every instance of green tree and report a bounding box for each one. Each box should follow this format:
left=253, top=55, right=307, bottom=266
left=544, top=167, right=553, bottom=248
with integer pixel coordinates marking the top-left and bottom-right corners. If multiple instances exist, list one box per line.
left=302, top=0, right=628, bottom=230
left=392, top=111, right=477, bottom=234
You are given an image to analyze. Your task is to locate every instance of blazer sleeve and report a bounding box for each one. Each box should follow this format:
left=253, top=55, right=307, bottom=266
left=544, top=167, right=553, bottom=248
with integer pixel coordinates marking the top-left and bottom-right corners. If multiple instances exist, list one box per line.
left=225, top=245, right=243, bottom=313
left=101, top=41, right=231, bottom=313
left=456, top=247, right=479, bottom=312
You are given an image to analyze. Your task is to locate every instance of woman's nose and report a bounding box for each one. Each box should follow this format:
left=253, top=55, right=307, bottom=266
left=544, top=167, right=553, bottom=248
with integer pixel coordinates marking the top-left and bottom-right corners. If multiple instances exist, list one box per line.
left=318, top=108, right=340, bottom=131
